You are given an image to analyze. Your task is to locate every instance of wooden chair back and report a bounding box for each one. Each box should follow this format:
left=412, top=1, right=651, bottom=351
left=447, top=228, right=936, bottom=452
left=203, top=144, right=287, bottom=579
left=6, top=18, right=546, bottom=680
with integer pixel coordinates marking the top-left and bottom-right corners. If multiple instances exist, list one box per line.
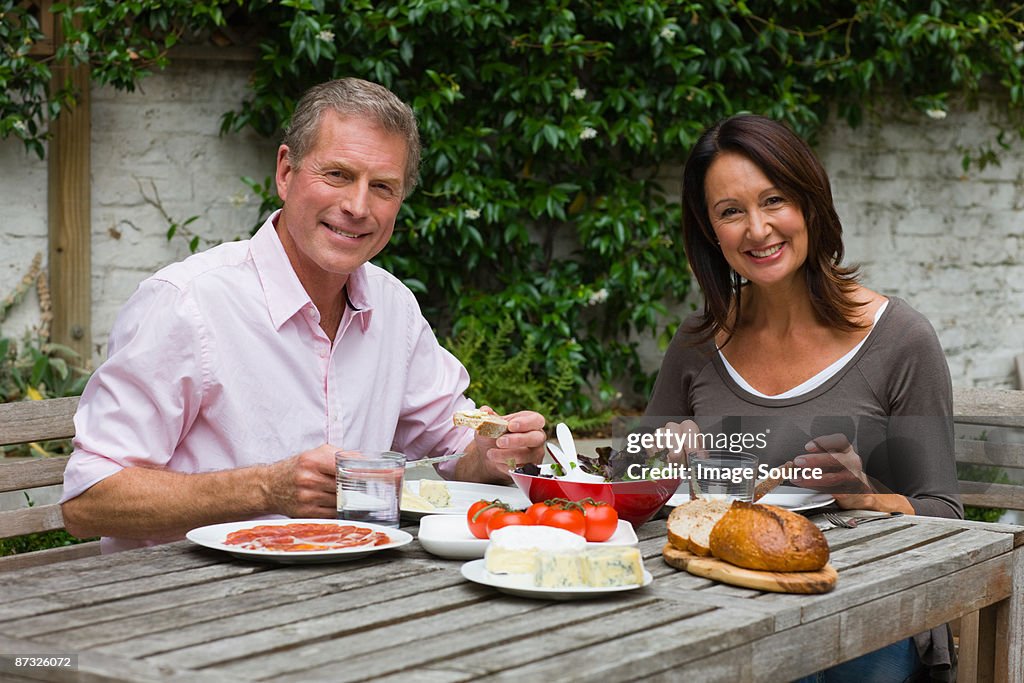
left=0, top=396, right=98, bottom=570
left=953, top=387, right=1024, bottom=513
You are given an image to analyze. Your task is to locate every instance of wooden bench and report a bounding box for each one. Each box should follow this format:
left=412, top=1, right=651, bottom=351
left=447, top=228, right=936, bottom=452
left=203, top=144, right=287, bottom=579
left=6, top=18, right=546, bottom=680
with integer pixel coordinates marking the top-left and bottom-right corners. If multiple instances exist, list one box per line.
left=953, top=387, right=1024, bottom=514
left=0, top=396, right=98, bottom=570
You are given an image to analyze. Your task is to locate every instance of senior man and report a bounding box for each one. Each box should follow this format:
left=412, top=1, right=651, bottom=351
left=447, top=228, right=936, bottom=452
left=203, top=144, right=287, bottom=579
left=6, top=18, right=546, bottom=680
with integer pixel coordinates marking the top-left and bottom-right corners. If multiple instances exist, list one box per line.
left=61, top=78, right=546, bottom=552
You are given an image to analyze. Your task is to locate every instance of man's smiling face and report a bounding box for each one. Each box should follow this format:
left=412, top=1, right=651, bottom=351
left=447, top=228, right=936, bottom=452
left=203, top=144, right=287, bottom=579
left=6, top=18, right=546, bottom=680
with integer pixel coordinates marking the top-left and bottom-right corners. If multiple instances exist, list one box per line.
left=274, top=111, right=408, bottom=293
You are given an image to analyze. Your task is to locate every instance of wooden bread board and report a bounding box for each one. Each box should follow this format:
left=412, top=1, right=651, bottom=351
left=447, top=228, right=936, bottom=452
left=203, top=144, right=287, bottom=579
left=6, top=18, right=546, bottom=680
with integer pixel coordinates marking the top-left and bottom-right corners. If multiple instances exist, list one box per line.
left=662, top=543, right=837, bottom=594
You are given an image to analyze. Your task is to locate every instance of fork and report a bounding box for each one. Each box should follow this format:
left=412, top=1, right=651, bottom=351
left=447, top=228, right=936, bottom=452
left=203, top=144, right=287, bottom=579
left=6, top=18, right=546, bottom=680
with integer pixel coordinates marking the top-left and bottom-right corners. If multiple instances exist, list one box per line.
left=822, top=511, right=904, bottom=528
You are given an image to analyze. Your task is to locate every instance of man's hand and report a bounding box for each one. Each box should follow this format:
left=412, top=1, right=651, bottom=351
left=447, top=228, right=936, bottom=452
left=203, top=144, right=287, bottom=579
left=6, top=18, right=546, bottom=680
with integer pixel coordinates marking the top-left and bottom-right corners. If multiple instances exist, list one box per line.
left=261, top=444, right=339, bottom=518
left=457, top=408, right=546, bottom=484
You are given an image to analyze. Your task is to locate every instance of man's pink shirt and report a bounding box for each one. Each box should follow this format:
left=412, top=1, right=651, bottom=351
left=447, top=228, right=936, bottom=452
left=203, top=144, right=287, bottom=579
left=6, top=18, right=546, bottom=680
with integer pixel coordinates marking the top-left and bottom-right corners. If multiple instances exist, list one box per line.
left=62, top=213, right=474, bottom=551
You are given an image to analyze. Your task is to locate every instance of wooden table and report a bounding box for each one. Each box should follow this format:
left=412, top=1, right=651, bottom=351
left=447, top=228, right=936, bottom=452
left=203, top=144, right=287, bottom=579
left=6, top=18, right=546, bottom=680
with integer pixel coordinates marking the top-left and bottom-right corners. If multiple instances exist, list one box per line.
left=1, top=514, right=1021, bottom=682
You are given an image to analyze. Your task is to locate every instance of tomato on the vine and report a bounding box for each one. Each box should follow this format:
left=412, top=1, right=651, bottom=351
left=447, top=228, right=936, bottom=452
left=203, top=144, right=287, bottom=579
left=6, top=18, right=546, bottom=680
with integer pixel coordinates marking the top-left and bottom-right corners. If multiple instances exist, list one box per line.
left=467, top=500, right=508, bottom=539
left=486, top=510, right=533, bottom=536
left=539, top=506, right=587, bottom=536
left=525, top=501, right=551, bottom=524
left=580, top=500, right=618, bottom=542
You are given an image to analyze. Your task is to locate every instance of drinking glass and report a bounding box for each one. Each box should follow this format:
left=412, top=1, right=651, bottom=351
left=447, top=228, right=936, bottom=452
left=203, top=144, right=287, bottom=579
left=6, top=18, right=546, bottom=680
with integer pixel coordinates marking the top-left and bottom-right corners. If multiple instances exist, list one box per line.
left=335, top=451, right=406, bottom=528
left=689, top=450, right=759, bottom=502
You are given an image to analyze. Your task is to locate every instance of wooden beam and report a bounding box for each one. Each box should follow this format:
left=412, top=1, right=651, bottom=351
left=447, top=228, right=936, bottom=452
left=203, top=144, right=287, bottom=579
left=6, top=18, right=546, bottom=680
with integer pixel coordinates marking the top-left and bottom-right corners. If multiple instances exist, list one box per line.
left=47, top=4, right=92, bottom=363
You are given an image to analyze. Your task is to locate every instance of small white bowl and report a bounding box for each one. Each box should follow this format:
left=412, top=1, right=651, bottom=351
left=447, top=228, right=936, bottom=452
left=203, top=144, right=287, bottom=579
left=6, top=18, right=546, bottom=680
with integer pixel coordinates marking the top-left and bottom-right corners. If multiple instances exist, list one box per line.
left=416, top=515, right=639, bottom=560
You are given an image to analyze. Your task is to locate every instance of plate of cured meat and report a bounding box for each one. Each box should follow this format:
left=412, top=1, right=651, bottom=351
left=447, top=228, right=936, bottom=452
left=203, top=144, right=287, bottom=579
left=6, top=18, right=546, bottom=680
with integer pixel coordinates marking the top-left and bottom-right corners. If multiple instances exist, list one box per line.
left=186, top=519, right=413, bottom=564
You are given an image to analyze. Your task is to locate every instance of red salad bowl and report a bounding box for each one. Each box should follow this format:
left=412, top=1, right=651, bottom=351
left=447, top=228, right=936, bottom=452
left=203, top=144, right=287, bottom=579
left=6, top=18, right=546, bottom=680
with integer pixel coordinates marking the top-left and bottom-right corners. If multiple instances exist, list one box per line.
left=509, top=471, right=680, bottom=528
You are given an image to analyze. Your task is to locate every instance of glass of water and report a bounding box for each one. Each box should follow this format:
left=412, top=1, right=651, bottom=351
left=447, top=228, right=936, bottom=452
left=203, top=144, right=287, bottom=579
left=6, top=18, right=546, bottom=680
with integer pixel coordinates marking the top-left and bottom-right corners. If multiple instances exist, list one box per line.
left=335, top=451, right=406, bottom=528
left=689, top=450, right=759, bottom=502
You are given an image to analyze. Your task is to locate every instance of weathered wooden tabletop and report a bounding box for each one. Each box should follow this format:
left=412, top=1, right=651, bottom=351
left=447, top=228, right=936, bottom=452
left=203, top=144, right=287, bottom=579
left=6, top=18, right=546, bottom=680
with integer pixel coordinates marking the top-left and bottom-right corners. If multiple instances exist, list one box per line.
left=1, top=514, right=1021, bottom=683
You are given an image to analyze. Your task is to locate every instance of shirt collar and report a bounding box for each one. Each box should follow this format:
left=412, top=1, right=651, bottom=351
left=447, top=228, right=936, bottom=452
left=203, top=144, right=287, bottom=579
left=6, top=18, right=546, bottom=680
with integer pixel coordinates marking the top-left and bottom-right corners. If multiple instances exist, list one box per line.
left=343, top=261, right=374, bottom=333
left=250, top=210, right=375, bottom=333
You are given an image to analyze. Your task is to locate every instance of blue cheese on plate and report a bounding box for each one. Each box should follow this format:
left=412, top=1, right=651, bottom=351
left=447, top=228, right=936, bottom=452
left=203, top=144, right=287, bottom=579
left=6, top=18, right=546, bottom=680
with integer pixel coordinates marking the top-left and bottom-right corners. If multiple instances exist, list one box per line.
left=583, top=546, right=645, bottom=587
left=417, top=479, right=451, bottom=507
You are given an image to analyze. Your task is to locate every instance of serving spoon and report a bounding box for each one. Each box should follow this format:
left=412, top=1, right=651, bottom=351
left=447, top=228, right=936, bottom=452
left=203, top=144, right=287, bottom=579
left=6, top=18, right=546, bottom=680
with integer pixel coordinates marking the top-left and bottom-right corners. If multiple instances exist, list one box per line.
left=549, top=423, right=605, bottom=482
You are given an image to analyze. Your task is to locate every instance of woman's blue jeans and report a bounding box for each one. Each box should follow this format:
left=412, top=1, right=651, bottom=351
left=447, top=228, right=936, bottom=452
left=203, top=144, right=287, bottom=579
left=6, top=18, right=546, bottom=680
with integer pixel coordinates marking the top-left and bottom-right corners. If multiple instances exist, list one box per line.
left=792, top=637, right=923, bottom=683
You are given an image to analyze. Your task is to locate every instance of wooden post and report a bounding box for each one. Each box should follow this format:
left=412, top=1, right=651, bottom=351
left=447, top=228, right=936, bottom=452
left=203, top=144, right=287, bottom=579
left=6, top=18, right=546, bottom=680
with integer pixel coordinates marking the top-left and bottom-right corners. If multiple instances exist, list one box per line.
left=47, top=3, right=92, bottom=363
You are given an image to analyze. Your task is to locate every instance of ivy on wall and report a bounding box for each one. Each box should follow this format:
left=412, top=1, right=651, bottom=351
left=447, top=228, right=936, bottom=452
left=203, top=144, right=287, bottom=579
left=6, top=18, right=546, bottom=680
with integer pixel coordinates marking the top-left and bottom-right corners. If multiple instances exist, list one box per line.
left=3, top=0, right=1023, bottom=419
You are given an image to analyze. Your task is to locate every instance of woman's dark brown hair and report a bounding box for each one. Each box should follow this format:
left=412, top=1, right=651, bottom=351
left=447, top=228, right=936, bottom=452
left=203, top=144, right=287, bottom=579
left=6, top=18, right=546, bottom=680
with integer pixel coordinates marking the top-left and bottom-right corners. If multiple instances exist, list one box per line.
left=681, top=114, right=865, bottom=344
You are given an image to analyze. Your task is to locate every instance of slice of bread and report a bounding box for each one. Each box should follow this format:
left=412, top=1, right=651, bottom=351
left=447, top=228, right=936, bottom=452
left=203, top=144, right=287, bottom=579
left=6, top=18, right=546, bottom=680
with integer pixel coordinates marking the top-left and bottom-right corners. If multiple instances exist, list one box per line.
left=453, top=409, right=509, bottom=438
left=666, top=498, right=733, bottom=556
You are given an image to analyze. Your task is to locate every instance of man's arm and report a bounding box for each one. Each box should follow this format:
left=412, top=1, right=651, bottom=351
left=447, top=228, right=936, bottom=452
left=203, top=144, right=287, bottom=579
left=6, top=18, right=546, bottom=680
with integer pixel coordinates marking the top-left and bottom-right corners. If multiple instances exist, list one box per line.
left=62, top=444, right=338, bottom=540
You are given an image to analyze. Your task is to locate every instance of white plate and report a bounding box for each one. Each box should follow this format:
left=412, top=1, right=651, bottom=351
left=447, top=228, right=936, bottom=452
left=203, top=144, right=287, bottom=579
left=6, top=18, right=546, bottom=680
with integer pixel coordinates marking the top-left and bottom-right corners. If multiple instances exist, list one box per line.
left=186, top=519, right=413, bottom=564
left=417, top=516, right=639, bottom=560
left=401, top=480, right=531, bottom=518
left=666, top=485, right=834, bottom=512
left=460, top=559, right=652, bottom=600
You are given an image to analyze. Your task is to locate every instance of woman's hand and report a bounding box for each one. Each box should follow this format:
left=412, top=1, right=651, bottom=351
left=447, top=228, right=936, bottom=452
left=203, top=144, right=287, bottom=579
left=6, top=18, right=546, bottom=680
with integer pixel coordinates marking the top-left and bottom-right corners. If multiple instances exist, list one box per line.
left=660, top=419, right=704, bottom=465
left=792, top=433, right=914, bottom=513
left=790, top=433, right=871, bottom=494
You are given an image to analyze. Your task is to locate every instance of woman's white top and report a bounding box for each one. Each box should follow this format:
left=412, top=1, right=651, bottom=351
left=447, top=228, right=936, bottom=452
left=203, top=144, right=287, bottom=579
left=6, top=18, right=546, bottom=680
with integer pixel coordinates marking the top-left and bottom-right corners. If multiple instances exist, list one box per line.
left=719, top=300, right=889, bottom=399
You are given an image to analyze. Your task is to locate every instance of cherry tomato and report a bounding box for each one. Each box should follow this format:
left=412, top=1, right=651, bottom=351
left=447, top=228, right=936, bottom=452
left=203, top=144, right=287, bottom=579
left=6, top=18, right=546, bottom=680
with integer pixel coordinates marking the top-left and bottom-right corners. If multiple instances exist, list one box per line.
left=525, top=502, right=551, bottom=524
left=539, top=506, right=587, bottom=536
left=486, top=511, right=533, bottom=536
left=581, top=501, right=619, bottom=542
left=467, top=500, right=506, bottom=539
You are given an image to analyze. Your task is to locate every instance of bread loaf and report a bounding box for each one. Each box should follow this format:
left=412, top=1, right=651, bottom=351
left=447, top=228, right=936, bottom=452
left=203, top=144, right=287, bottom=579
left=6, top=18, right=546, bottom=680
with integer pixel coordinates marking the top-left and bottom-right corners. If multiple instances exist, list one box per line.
left=666, top=498, right=732, bottom=556
left=708, top=501, right=829, bottom=572
left=452, top=409, right=509, bottom=438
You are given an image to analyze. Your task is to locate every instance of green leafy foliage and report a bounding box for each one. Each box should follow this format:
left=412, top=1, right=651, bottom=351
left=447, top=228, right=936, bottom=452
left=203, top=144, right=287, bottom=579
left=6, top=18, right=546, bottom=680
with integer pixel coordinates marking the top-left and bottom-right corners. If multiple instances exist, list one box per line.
left=1, top=258, right=91, bottom=457
left=4, top=1, right=1024, bottom=419
left=0, top=527, right=88, bottom=556
left=443, top=315, right=612, bottom=431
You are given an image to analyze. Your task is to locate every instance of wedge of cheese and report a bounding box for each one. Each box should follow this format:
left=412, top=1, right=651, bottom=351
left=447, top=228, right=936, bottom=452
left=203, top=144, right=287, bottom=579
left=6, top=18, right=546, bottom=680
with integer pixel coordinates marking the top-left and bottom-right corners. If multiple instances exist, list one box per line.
left=485, top=526, right=586, bottom=575
left=417, top=479, right=451, bottom=507
left=400, top=483, right=435, bottom=511
left=583, top=546, right=644, bottom=587
left=535, top=550, right=587, bottom=588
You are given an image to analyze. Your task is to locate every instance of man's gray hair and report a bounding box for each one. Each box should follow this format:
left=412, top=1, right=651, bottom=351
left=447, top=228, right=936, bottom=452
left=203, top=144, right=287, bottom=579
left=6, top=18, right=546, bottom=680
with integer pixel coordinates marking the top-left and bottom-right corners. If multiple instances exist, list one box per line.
left=283, top=78, right=421, bottom=196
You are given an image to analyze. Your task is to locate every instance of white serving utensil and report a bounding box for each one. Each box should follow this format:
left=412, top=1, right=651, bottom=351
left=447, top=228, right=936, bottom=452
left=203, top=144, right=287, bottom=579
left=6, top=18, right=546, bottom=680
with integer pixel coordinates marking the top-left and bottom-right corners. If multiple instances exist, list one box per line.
left=551, top=423, right=604, bottom=482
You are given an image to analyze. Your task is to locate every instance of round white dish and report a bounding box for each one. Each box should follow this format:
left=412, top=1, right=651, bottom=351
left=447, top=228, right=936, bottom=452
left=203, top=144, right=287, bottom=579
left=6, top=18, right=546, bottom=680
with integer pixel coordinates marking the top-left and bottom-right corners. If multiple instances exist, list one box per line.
left=666, top=485, right=834, bottom=512
left=401, top=480, right=531, bottom=518
left=417, top=516, right=639, bottom=560
left=186, top=519, right=413, bottom=564
left=460, top=559, right=652, bottom=600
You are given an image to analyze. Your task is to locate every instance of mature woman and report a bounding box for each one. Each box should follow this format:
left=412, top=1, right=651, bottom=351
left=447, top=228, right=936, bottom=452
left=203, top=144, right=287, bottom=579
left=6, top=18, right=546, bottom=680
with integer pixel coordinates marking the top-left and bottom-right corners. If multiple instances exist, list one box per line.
left=646, top=114, right=960, bottom=681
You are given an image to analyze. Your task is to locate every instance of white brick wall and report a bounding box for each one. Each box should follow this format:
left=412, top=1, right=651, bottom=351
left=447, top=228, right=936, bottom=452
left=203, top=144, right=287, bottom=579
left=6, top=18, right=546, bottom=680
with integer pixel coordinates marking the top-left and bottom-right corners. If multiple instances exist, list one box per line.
left=0, top=60, right=276, bottom=365
left=818, top=103, right=1024, bottom=388
left=1, top=62, right=1022, bottom=388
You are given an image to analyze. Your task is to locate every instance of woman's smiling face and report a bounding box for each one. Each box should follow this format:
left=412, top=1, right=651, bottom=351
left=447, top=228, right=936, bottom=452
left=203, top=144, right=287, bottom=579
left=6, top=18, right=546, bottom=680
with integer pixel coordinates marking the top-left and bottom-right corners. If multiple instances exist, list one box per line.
left=704, top=151, right=809, bottom=289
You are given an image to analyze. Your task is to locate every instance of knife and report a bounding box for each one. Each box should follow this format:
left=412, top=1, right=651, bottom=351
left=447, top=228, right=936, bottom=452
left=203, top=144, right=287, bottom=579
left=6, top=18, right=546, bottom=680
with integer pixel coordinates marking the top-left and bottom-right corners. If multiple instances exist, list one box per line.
left=405, top=452, right=467, bottom=469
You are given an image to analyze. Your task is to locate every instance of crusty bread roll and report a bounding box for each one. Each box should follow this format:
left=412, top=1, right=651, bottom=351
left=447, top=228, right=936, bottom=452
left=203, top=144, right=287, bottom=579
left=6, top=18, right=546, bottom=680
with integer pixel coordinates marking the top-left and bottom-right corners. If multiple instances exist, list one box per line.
left=709, top=501, right=829, bottom=572
left=666, top=499, right=732, bottom=557
left=452, top=409, right=509, bottom=438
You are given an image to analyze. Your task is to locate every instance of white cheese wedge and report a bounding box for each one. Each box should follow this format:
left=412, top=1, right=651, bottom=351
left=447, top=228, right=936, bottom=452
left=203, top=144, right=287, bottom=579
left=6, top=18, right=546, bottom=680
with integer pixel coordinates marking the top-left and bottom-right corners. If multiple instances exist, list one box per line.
left=400, top=483, right=435, bottom=511
left=417, top=479, right=451, bottom=507
left=484, top=526, right=586, bottom=575
left=583, top=546, right=645, bottom=587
